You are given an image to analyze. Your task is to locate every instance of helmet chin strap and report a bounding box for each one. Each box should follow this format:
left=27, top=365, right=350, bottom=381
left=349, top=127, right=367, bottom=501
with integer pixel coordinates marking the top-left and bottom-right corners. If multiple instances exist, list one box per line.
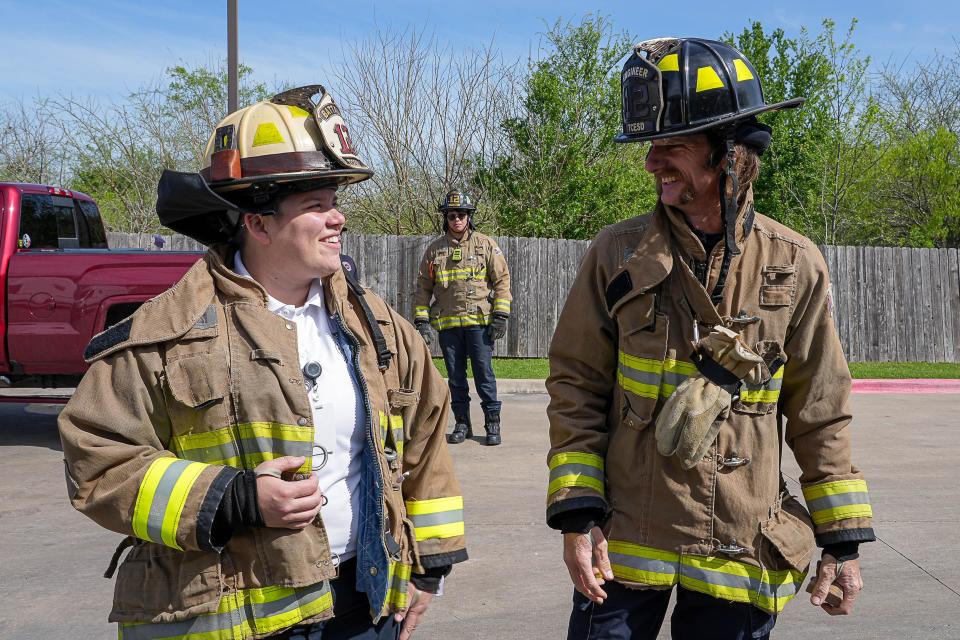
left=720, top=135, right=740, bottom=257
left=709, top=133, right=739, bottom=306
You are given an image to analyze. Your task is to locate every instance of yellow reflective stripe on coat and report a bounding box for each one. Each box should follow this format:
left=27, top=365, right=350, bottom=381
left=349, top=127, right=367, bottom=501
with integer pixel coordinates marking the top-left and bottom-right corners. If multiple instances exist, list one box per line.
left=802, top=479, right=873, bottom=525
left=430, top=313, right=491, bottom=330
left=379, top=411, right=388, bottom=448
left=405, top=496, right=465, bottom=540
left=660, top=359, right=698, bottom=398
left=378, top=412, right=404, bottom=456
left=739, top=367, right=784, bottom=404
left=493, top=298, right=511, bottom=313
left=617, top=351, right=663, bottom=399
left=547, top=451, right=605, bottom=497
left=171, top=422, right=313, bottom=471
left=132, top=457, right=207, bottom=550
left=414, top=305, right=430, bottom=320
left=119, top=580, right=333, bottom=640
left=385, top=561, right=412, bottom=611
left=608, top=540, right=806, bottom=614
left=390, top=415, right=404, bottom=457
left=618, top=354, right=785, bottom=405
left=435, top=267, right=486, bottom=284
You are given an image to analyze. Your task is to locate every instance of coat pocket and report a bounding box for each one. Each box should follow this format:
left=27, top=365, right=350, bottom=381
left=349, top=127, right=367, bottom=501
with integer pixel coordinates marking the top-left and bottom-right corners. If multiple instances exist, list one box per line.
left=612, top=291, right=669, bottom=423
left=110, top=543, right=222, bottom=623
left=164, top=353, right=228, bottom=409
left=162, top=353, right=230, bottom=437
left=759, top=494, right=816, bottom=572
left=759, top=265, right=797, bottom=308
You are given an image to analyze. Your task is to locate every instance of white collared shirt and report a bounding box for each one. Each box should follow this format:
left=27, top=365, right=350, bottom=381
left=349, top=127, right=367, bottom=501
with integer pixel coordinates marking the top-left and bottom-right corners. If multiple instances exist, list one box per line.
left=234, top=254, right=362, bottom=558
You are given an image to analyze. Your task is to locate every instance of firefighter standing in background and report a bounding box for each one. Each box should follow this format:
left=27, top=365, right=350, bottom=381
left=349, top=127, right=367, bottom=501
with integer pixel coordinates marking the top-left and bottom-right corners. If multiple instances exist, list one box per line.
left=414, top=191, right=512, bottom=446
left=59, top=85, right=466, bottom=640
left=546, top=39, right=874, bottom=639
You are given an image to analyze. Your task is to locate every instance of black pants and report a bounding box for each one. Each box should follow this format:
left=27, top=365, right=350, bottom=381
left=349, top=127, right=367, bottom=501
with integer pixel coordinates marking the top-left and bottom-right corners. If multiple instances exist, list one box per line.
left=568, top=583, right=777, bottom=640
left=438, top=326, right=500, bottom=418
left=275, top=558, right=400, bottom=640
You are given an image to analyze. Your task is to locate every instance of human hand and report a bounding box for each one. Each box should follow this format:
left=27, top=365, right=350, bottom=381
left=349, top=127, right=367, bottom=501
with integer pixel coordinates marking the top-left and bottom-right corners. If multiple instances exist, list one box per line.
left=488, top=314, right=507, bottom=341
left=809, top=554, right=863, bottom=615
left=415, top=321, right=433, bottom=346
left=396, top=583, right=434, bottom=639
left=563, top=526, right=614, bottom=604
left=254, top=456, right=323, bottom=529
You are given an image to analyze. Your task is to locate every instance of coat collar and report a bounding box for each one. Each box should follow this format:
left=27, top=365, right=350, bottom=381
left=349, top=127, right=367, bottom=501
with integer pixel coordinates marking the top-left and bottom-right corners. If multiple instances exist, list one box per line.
left=660, top=186, right=756, bottom=263
left=605, top=187, right=755, bottom=318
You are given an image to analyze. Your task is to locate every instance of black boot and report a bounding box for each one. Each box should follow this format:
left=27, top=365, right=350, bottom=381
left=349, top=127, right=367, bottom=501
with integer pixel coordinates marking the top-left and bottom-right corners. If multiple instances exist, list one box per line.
left=447, top=416, right=472, bottom=444
left=483, top=412, right=501, bottom=446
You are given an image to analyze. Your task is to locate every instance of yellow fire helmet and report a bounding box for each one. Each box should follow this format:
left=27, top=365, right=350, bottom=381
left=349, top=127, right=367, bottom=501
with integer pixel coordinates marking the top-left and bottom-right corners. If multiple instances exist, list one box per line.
left=201, top=84, right=372, bottom=195
left=157, top=85, right=373, bottom=245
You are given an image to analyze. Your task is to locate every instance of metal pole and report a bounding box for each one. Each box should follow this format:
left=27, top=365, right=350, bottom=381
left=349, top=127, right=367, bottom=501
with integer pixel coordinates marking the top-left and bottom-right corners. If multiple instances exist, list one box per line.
left=227, top=0, right=238, bottom=113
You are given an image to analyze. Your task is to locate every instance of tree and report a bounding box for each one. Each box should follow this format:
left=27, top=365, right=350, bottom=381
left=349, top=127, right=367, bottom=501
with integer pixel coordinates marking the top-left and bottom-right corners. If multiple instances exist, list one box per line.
left=0, top=96, right=68, bottom=185
left=726, top=19, right=884, bottom=245
left=55, top=61, right=275, bottom=232
left=478, top=14, right=655, bottom=239
left=333, top=28, right=513, bottom=235
left=870, top=45, right=960, bottom=247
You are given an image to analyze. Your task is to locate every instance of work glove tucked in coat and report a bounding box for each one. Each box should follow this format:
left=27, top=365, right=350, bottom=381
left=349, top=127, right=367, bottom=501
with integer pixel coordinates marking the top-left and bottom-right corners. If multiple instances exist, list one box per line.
left=655, top=326, right=766, bottom=468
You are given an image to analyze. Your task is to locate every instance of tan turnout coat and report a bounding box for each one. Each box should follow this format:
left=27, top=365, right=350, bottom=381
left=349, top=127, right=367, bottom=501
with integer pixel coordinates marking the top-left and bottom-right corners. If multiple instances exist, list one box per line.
left=59, top=246, right=466, bottom=638
left=414, top=231, right=512, bottom=329
left=546, top=190, right=874, bottom=614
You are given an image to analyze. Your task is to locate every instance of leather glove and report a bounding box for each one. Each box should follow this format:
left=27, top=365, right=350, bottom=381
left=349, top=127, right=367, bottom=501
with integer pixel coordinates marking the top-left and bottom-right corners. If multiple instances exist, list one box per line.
left=655, top=376, right=731, bottom=469
left=697, top=325, right=767, bottom=385
left=488, top=313, right=508, bottom=341
left=654, top=326, right=765, bottom=469
left=415, top=320, right=433, bottom=346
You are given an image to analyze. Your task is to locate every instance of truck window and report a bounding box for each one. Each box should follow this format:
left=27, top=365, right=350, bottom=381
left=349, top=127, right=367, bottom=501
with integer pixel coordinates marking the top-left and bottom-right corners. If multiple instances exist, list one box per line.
left=18, top=194, right=81, bottom=249
left=77, top=199, right=108, bottom=248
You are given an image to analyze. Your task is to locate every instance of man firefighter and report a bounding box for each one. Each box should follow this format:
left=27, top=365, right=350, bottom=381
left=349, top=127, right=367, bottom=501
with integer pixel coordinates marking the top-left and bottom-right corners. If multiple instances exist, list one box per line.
left=546, top=38, right=874, bottom=638
left=413, top=191, right=512, bottom=446
left=59, top=85, right=467, bottom=640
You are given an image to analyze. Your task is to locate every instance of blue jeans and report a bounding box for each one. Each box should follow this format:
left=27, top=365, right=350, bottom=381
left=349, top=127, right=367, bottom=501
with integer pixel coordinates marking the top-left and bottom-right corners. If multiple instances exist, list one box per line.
left=438, top=326, right=500, bottom=418
left=276, top=559, right=400, bottom=640
left=568, top=583, right=777, bottom=640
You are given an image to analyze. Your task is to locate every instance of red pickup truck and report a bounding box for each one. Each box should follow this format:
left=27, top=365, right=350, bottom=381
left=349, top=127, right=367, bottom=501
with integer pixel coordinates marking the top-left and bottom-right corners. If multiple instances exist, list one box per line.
left=0, top=182, right=201, bottom=393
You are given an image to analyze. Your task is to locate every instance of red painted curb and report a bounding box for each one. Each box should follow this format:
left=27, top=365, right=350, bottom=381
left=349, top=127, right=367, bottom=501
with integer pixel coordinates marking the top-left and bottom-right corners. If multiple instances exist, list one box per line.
left=851, top=379, right=960, bottom=393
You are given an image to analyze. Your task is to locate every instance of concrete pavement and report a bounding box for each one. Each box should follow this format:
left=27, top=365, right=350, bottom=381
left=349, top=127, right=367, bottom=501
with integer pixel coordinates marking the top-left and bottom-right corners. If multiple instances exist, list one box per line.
left=0, top=393, right=957, bottom=639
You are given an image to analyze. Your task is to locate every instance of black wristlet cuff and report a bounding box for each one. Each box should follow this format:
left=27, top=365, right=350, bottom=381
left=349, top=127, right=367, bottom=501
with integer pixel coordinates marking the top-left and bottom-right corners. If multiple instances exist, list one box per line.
left=823, top=542, right=860, bottom=562
left=411, top=565, right=452, bottom=593
left=212, top=469, right=264, bottom=545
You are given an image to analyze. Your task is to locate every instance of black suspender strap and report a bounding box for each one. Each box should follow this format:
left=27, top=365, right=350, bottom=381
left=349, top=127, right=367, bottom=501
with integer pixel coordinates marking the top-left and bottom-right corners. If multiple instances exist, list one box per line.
left=344, top=274, right=393, bottom=371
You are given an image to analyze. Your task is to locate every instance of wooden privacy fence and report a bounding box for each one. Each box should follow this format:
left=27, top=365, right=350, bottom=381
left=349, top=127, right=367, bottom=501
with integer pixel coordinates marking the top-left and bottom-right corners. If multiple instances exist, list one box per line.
left=108, top=232, right=960, bottom=363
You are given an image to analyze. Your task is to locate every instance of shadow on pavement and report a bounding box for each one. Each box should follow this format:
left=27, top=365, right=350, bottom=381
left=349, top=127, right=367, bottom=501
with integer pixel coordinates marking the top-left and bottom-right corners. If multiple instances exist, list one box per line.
left=0, top=403, right=64, bottom=451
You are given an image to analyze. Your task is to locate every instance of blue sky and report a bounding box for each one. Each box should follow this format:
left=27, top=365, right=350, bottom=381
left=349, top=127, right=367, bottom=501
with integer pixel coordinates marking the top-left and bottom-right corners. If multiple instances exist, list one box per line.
left=1, top=0, right=957, bottom=102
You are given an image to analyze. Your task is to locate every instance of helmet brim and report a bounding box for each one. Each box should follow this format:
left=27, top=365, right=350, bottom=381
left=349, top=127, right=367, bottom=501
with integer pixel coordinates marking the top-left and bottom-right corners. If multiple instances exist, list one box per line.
left=615, top=97, right=805, bottom=144
left=208, top=168, right=374, bottom=193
